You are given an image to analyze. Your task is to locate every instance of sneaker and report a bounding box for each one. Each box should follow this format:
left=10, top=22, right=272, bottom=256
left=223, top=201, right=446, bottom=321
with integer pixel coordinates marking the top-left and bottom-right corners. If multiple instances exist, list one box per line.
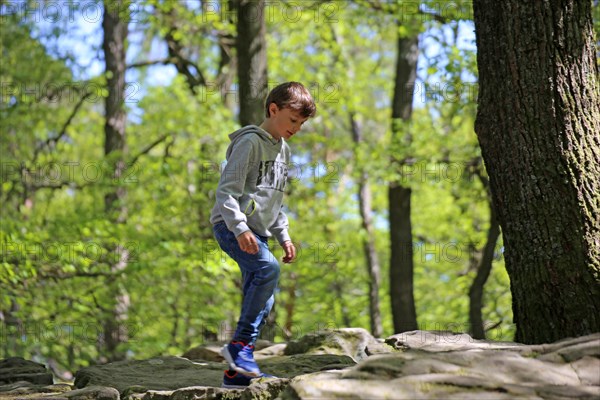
left=221, top=341, right=261, bottom=377
left=222, top=369, right=252, bottom=389
left=221, top=370, right=278, bottom=389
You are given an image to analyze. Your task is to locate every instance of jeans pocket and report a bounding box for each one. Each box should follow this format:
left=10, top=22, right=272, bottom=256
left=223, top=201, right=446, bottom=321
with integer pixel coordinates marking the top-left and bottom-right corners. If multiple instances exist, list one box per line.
left=213, top=223, right=232, bottom=251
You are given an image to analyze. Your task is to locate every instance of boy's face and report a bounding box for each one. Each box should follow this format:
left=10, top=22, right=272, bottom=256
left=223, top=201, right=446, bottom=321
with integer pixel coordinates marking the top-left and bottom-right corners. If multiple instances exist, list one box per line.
left=268, top=104, right=309, bottom=141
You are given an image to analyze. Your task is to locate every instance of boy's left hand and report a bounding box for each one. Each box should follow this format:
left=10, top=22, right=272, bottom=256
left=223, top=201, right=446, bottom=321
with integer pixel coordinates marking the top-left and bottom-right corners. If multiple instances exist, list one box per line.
left=281, top=240, right=296, bottom=263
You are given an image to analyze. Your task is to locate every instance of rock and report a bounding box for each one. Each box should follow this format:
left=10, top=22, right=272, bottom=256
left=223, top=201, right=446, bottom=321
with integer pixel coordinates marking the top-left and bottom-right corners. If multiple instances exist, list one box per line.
left=0, top=357, right=54, bottom=385
left=254, top=343, right=287, bottom=359
left=365, top=338, right=398, bottom=356
left=260, top=354, right=356, bottom=378
left=0, top=384, right=119, bottom=400
left=74, top=357, right=225, bottom=394
left=571, top=356, right=600, bottom=386
left=126, top=377, right=289, bottom=400
left=284, top=332, right=600, bottom=400
left=0, top=381, right=71, bottom=395
left=181, top=344, right=224, bottom=362
left=51, top=330, right=600, bottom=399
left=62, top=385, right=120, bottom=400
left=73, top=353, right=354, bottom=398
left=181, top=340, right=276, bottom=363
left=536, top=335, right=600, bottom=363
left=284, top=328, right=387, bottom=362
left=254, top=339, right=275, bottom=351
left=385, top=330, right=526, bottom=353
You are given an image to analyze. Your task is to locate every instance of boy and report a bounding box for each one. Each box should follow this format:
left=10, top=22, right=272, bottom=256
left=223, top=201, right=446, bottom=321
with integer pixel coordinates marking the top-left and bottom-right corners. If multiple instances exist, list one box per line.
left=209, top=82, right=316, bottom=388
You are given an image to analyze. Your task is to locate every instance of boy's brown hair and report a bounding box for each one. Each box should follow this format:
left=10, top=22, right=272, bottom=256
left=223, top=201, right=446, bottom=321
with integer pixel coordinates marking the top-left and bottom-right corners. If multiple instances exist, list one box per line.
left=264, top=82, right=317, bottom=119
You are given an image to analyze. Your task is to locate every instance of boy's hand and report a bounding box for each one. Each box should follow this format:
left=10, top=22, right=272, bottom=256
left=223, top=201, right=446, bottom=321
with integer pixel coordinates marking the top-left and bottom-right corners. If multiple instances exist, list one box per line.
left=282, top=240, right=296, bottom=263
left=237, top=231, right=259, bottom=254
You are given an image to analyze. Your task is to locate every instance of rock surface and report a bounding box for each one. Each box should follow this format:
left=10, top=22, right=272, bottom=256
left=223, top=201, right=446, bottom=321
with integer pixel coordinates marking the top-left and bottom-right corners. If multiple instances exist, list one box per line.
left=71, top=353, right=354, bottom=397
left=284, top=331, right=600, bottom=400
left=180, top=344, right=224, bottom=362
left=0, top=357, right=54, bottom=386
left=2, top=330, right=599, bottom=399
left=284, top=327, right=392, bottom=361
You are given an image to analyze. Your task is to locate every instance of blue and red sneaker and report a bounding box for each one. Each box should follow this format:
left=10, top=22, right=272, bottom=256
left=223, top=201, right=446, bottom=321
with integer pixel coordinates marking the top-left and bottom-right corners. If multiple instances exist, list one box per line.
left=222, top=369, right=252, bottom=389
left=221, top=369, right=278, bottom=389
left=220, top=341, right=261, bottom=377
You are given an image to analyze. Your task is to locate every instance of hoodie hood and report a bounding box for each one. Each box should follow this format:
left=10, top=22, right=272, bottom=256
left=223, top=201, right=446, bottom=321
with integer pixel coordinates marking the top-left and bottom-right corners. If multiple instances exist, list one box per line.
left=228, top=124, right=280, bottom=145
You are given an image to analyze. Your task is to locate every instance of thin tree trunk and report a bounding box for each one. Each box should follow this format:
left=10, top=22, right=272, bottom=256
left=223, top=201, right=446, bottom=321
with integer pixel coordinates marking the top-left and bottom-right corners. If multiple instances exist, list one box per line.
left=283, top=272, right=297, bottom=340
left=219, top=0, right=238, bottom=113
left=389, top=31, right=419, bottom=333
left=102, top=0, right=130, bottom=361
left=236, top=0, right=274, bottom=339
left=350, top=113, right=383, bottom=338
left=237, top=0, right=268, bottom=126
left=468, top=193, right=501, bottom=339
left=473, top=0, right=600, bottom=343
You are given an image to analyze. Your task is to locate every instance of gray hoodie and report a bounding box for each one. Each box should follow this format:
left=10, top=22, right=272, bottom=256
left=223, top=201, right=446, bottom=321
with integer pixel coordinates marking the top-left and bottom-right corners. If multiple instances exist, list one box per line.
left=209, top=125, right=291, bottom=244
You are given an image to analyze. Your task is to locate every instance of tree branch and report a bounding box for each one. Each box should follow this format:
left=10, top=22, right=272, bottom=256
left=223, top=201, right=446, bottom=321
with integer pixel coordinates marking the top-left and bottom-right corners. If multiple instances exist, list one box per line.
left=129, top=134, right=170, bottom=166
left=33, top=91, right=94, bottom=162
left=127, top=58, right=175, bottom=69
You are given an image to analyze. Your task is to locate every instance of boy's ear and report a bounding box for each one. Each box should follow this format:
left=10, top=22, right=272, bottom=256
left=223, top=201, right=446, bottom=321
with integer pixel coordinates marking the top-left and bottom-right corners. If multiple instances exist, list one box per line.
left=268, top=102, right=279, bottom=116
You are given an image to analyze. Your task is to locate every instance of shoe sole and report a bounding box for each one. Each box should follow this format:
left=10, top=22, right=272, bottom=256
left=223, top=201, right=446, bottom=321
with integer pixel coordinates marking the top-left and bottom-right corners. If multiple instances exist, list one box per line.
left=221, top=383, right=249, bottom=389
left=220, top=345, right=260, bottom=377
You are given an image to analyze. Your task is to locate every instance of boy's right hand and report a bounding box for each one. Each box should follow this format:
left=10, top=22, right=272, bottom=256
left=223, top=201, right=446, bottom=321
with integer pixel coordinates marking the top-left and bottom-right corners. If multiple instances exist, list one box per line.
left=237, top=231, right=259, bottom=254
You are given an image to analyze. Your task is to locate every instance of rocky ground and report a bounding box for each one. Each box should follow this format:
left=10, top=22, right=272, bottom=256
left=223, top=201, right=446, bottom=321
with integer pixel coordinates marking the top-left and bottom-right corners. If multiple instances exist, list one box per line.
left=1, top=328, right=599, bottom=399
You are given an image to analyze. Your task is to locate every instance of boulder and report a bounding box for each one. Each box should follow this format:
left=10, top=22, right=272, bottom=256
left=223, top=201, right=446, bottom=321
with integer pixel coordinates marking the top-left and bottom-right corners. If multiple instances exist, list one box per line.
left=181, top=340, right=277, bottom=363
left=385, top=330, right=526, bottom=352
left=62, top=385, right=121, bottom=400
left=0, top=357, right=54, bottom=385
left=127, top=378, right=289, bottom=400
left=181, top=344, right=224, bottom=362
left=73, top=353, right=355, bottom=397
left=260, top=354, right=356, bottom=378
left=283, top=332, right=600, bottom=400
left=7, top=330, right=598, bottom=399
left=0, top=381, right=71, bottom=395
left=74, top=357, right=225, bottom=393
left=284, top=328, right=392, bottom=361
left=254, top=343, right=287, bottom=359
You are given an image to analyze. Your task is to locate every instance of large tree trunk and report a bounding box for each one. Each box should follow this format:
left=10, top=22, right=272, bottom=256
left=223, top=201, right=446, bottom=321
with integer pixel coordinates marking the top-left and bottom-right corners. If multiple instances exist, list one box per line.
left=350, top=113, right=383, bottom=338
left=473, top=0, right=600, bottom=343
left=237, top=0, right=268, bottom=125
left=389, top=33, right=419, bottom=333
left=102, top=0, right=130, bottom=361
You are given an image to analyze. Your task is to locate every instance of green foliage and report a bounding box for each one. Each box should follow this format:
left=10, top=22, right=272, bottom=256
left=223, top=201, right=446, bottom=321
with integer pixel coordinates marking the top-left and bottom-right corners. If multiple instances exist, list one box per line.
left=1, top=0, right=514, bottom=374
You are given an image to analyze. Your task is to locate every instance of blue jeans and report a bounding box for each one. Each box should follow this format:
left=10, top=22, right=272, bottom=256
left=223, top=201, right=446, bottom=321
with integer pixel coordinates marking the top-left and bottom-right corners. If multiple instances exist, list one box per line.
left=213, top=221, right=280, bottom=345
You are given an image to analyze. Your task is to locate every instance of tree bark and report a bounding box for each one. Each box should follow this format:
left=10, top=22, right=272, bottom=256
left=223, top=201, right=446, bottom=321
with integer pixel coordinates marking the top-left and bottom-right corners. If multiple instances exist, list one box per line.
left=389, top=32, right=419, bottom=333
left=473, top=0, right=600, bottom=343
left=350, top=113, right=383, bottom=338
left=237, top=0, right=268, bottom=125
left=102, top=0, right=130, bottom=361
